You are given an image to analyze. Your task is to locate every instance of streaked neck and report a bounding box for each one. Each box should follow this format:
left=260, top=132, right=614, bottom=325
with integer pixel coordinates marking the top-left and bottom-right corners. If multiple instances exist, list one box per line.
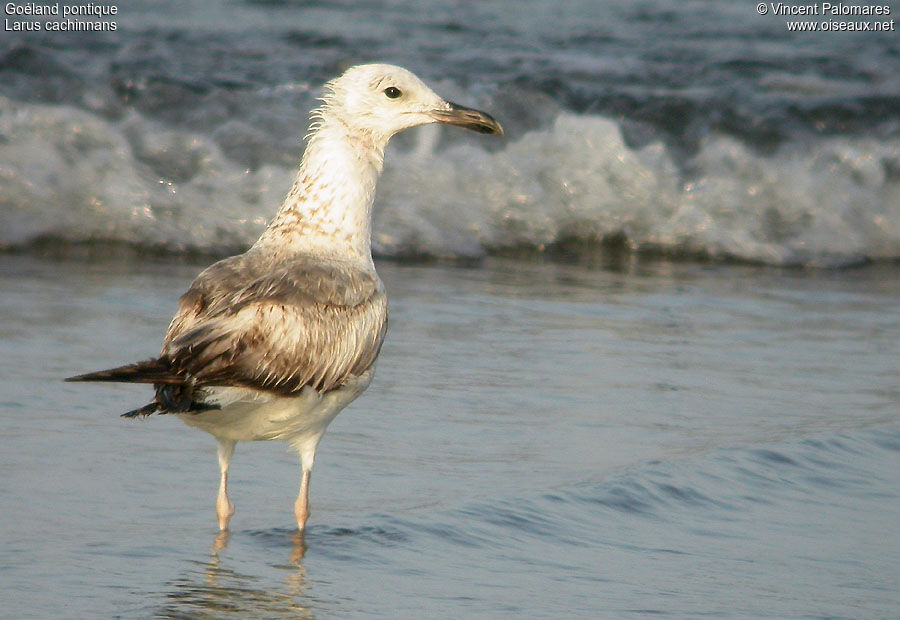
left=256, top=122, right=385, bottom=265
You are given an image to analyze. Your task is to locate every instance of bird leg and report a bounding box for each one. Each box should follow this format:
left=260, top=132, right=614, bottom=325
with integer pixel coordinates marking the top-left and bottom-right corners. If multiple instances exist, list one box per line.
left=216, top=439, right=236, bottom=531
left=294, top=467, right=312, bottom=531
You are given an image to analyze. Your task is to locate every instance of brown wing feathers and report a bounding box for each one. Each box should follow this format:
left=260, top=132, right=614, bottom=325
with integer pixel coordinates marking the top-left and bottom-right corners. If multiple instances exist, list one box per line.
left=162, top=293, right=386, bottom=394
left=65, top=254, right=387, bottom=414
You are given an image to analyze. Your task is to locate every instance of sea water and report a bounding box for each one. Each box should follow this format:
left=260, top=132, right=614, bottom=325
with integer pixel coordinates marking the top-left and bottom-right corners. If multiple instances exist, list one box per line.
left=1, top=255, right=898, bottom=618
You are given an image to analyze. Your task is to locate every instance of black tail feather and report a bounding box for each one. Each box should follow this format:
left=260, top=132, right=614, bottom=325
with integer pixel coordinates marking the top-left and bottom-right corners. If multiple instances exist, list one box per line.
left=122, top=402, right=160, bottom=418
left=67, top=358, right=221, bottom=417
left=121, top=396, right=219, bottom=418
left=65, top=359, right=183, bottom=385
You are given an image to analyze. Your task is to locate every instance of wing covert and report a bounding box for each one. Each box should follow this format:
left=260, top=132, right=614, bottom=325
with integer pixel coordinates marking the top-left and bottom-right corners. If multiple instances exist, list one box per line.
left=160, top=254, right=388, bottom=394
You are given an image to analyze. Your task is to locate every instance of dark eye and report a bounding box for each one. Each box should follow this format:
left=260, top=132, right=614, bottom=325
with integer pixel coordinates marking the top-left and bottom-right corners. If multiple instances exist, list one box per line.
left=384, top=86, right=402, bottom=99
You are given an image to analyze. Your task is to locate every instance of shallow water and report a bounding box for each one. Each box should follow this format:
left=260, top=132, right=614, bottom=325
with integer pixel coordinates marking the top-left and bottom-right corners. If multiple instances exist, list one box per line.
left=1, top=254, right=898, bottom=619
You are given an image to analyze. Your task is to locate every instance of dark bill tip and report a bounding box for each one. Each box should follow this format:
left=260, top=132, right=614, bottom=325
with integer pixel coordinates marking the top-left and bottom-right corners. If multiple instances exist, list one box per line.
left=432, top=102, right=504, bottom=136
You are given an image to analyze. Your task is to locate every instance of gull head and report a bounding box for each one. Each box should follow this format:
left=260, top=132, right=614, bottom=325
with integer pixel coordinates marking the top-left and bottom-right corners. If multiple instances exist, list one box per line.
left=314, top=63, right=504, bottom=146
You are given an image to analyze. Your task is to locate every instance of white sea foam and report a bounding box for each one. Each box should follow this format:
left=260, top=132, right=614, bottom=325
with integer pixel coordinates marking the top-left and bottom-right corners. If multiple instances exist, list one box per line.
left=1, top=96, right=898, bottom=266
left=379, top=114, right=900, bottom=266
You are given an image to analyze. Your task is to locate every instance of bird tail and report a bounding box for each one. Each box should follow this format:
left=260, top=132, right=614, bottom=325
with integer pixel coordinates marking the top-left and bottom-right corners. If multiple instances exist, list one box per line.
left=65, top=359, right=220, bottom=417
left=65, top=359, right=181, bottom=385
left=121, top=401, right=161, bottom=418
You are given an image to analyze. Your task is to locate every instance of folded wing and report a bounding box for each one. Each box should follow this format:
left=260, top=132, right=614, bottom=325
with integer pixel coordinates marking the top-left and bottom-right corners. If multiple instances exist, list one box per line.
left=162, top=253, right=388, bottom=395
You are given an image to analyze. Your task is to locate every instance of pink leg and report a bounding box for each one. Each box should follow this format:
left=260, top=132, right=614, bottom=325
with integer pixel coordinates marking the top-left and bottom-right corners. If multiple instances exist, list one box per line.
left=294, top=468, right=311, bottom=531
left=215, top=439, right=236, bottom=531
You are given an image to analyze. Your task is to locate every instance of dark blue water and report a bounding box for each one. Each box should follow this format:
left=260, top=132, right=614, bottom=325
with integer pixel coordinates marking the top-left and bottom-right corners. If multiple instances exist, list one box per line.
left=3, top=0, right=898, bottom=142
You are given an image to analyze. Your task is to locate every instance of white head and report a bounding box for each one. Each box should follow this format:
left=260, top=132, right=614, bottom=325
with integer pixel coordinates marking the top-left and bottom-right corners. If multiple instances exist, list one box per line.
left=312, top=63, right=503, bottom=147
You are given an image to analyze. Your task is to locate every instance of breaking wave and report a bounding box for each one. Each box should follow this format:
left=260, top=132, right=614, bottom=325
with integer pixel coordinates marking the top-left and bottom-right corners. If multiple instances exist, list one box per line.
left=1, top=95, right=898, bottom=267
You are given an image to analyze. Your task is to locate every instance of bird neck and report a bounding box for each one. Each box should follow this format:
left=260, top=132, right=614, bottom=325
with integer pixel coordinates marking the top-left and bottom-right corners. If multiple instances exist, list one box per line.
left=255, top=122, right=386, bottom=266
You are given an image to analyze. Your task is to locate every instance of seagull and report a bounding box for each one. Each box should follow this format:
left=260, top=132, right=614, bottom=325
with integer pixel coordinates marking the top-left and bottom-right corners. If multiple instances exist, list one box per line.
left=66, top=64, right=503, bottom=532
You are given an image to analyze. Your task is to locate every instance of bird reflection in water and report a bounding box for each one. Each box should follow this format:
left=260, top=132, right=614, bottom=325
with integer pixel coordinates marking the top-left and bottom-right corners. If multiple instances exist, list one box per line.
left=160, top=531, right=313, bottom=618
